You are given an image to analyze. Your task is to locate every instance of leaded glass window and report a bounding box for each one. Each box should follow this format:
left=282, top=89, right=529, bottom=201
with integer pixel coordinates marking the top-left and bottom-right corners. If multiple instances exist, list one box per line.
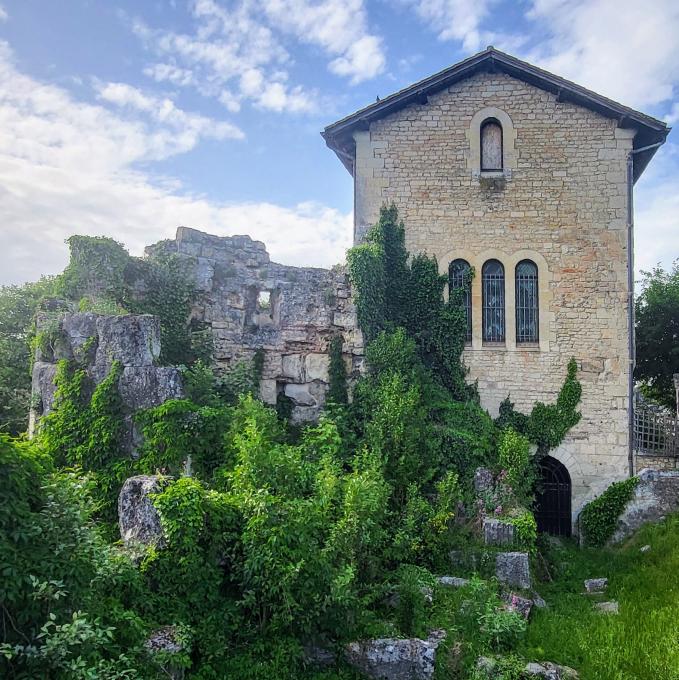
left=449, top=259, right=472, bottom=343
left=516, top=260, right=539, bottom=343
left=482, top=260, right=505, bottom=342
left=481, top=119, right=503, bottom=171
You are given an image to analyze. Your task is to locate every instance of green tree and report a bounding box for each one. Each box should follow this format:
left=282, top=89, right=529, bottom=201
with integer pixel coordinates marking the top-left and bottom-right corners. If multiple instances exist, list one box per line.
left=635, top=262, right=679, bottom=409
left=0, top=277, right=56, bottom=434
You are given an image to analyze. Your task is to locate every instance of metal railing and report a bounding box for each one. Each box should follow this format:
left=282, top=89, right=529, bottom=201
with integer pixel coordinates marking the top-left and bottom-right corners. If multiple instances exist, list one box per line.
left=633, top=393, right=679, bottom=458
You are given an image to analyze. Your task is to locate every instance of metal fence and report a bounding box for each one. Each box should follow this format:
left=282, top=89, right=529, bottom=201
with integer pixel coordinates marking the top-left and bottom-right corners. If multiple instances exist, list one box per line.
left=633, top=394, right=679, bottom=458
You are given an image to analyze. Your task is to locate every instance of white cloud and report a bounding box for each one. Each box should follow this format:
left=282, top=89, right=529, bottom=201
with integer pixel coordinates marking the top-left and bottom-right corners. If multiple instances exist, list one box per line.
left=132, top=0, right=384, bottom=113
left=525, top=0, right=679, bottom=110
left=96, top=81, right=244, bottom=141
left=0, top=5, right=7, bottom=22
left=143, top=62, right=195, bottom=87
left=403, top=0, right=502, bottom=52
left=0, top=41, right=351, bottom=285
left=260, top=0, right=386, bottom=83
left=634, top=143, right=679, bottom=279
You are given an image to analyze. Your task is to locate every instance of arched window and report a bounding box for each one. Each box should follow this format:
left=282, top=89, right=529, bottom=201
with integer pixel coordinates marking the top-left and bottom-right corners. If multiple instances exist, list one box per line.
left=482, top=260, right=505, bottom=342
left=515, top=260, right=539, bottom=344
left=480, top=118, right=503, bottom=171
left=449, top=259, right=472, bottom=343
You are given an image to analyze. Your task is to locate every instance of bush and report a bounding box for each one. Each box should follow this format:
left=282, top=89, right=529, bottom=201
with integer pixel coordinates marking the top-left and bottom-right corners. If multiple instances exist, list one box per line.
left=580, top=477, right=640, bottom=546
left=498, top=427, right=532, bottom=502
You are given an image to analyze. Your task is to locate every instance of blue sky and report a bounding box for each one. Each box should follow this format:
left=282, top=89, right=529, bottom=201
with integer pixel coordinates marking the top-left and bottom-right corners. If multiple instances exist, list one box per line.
left=0, top=0, right=677, bottom=284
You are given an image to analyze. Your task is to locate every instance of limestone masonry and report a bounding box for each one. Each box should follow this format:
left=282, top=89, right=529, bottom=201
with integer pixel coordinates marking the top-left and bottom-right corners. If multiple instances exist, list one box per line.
left=147, top=227, right=364, bottom=422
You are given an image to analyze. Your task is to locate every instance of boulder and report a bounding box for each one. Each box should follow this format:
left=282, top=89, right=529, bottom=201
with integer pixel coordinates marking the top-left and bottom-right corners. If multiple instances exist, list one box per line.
left=118, top=475, right=166, bottom=548
left=483, top=518, right=516, bottom=546
left=345, top=630, right=446, bottom=680
left=495, top=552, right=531, bottom=589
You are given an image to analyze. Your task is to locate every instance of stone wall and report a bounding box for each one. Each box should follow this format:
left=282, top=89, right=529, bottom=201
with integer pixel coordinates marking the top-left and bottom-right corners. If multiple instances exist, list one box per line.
left=611, top=468, right=679, bottom=543
left=352, top=71, right=634, bottom=520
left=149, top=227, right=363, bottom=422
left=30, top=310, right=183, bottom=450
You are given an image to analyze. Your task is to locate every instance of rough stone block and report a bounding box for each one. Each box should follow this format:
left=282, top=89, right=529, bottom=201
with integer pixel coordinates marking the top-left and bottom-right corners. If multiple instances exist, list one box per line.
left=503, top=592, right=533, bottom=619
left=495, top=552, right=531, bottom=589
left=259, top=379, right=278, bottom=405
left=345, top=630, right=446, bottom=680
left=282, top=354, right=305, bottom=381
left=595, top=601, right=619, bottom=614
left=483, top=518, right=515, bottom=546
left=118, top=475, right=166, bottom=548
left=305, top=353, right=330, bottom=382
left=284, top=382, right=316, bottom=406
left=474, top=467, right=494, bottom=495
left=583, top=578, right=607, bottom=594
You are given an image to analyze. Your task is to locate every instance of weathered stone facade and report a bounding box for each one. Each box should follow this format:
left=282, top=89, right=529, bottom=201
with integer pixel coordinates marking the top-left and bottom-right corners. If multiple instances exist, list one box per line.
left=150, top=227, right=363, bottom=422
left=350, top=72, right=635, bottom=520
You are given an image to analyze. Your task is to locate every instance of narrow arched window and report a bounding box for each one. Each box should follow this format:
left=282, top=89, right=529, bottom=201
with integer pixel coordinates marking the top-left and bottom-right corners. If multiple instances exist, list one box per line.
left=516, top=260, right=539, bottom=344
left=482, top=260, right=505, bottom=342
left=449, top=259, right=472, bottom=343
left=480, top=118, right=503, bottom=171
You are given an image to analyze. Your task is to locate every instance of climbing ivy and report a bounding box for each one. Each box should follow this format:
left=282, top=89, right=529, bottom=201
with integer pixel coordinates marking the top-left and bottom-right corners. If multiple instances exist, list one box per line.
left=347, top=204, right=471, bottom=399
left=580, top=477, right=640, bottom=546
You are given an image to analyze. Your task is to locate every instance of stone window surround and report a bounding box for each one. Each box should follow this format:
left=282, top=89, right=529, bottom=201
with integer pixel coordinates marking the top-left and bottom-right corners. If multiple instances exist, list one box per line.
left=466, top=106, right=518, bottom=179
left=438, top=247, right=552, bottom=352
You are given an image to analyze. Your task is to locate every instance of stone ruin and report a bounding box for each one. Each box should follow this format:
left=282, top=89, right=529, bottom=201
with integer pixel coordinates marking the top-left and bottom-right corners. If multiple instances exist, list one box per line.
left=29, top=226, right=364, bottom=439
left=30, top=309, right=183, bottom=448
left=146, top=227, right=364, bottom=422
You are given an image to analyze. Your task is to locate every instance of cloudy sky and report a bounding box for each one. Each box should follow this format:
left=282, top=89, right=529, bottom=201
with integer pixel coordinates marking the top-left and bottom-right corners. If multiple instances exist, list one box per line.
left=0, top=0, right=677, bottom=285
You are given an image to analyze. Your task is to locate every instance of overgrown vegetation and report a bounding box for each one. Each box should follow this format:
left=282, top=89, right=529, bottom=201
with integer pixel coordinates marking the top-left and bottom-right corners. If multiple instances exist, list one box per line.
left=1, top=206, right=590, bottom=678
left=580, top=477, right=640, bottom=547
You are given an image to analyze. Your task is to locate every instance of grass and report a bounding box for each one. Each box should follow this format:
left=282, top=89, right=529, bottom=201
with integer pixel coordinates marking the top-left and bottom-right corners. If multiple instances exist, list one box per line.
left=517, top=515, right=679, bottom=679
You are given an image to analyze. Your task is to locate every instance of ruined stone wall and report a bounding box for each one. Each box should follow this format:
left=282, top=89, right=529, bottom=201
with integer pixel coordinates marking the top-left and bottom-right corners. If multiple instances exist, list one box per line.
left=150, top=227, right=363, bottom=422
left=30, top=310, right=183, bottom=450
left=352, top=71, right=634, bottom=519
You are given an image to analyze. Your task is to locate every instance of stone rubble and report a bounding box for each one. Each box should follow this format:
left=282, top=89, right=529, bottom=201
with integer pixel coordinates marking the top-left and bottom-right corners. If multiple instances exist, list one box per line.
left=594, top=601, right=619, bottom=614
left=583, top=578, right=608, bottom=594
left=437, top=576, right=470, bottom=588
left=344, top=630, right=446, bottom=680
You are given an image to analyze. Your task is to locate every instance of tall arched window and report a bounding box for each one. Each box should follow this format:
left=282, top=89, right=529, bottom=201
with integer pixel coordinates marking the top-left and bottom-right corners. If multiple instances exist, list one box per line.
left=515, top=260, right=539, bottom=343
left=480, top=118, right=503, bottom=171
left=482, top=260, right=505, bottom=342
left=449, top=259, right=472, bottom=343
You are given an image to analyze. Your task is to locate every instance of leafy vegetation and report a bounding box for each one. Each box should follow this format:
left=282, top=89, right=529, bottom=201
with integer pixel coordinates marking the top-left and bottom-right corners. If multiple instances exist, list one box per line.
left=635, top=261, right=679, bottom=409
left=580, top=477, right=640, bottom=547
left=0, top=206, right=590, bottom=678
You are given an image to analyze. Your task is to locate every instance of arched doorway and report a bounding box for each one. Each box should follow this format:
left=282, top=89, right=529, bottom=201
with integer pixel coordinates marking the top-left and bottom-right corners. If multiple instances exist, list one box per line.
left=534, top=456, right=572, bottom=536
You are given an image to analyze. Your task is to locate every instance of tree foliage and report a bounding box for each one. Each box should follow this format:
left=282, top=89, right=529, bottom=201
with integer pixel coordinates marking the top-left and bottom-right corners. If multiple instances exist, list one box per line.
left=635, top=262, right=679, bottom=409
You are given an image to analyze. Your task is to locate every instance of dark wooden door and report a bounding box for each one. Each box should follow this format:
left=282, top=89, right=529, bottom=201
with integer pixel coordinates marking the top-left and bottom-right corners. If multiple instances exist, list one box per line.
left=534, top=456, right=571, bottom=537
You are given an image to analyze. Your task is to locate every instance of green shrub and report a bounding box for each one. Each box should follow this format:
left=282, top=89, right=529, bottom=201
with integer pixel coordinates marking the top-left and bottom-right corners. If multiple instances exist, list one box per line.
left=498, top=427, right=532, bottom=502
left=580, top=477, right=640, bottom=546
left=506, top=510, right=537, bottom=552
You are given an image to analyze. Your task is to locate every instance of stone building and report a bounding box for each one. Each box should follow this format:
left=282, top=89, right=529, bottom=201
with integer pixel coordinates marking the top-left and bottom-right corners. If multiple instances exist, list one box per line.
left=322, top=47, right=669, bottom=532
